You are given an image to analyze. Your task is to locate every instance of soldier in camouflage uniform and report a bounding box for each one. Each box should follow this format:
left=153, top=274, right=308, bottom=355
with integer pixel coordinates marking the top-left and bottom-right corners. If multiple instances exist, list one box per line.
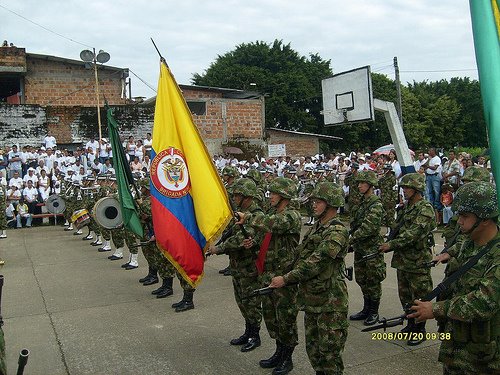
left=63, top=181, right=80, bottom=232
left=88, top=175, right=111, bottom=248
left=302, top=167, right=316, bottom=226
left=238, top=177, right=302, bottom=373
left=108, top=177, right=127, bottom=262
left=379, top=173, right=436, bottom=346
left=246, top=168, right=266, bottom=204
left=219, top=165, right=240, bottom=276
left=435, top=165, right=492, bottom=302
left=209, top=178, right=264, bottom=352
left=349, top=170, right=386, bottom=326
left=409, top=181, right=500, bottom=375
left=81, top=176, right=99, bottom=241
left=346, top=163, right=362, bottom=221
left=379, top=163, right=398, bottom=230
left=270, top=182, right=350, bottom=375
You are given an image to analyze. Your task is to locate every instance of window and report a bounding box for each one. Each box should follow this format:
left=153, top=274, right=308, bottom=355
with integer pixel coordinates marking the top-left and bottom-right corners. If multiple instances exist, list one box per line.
left=0, top=75, right=22, bottom=104
left=187, top=101, right=206, bottom=115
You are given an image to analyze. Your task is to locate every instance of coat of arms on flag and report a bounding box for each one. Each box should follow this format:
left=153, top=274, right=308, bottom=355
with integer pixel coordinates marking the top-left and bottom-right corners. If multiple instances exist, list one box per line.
left=151, top=147, right=191, bottom=198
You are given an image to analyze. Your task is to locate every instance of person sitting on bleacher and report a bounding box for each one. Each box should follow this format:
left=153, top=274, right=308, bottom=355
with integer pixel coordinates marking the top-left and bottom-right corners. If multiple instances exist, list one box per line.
left=16, top=198, right=32, bottom=228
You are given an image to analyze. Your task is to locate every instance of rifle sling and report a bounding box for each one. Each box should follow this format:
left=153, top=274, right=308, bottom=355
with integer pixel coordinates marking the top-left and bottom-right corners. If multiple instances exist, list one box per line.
left=423, top=237, right=500, bottom=302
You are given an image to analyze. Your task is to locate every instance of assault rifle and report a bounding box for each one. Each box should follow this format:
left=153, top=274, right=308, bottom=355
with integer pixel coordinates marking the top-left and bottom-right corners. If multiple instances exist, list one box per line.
left=362, top=238, right=500, bottom=332
left=17, top=349, right=29, bottom=375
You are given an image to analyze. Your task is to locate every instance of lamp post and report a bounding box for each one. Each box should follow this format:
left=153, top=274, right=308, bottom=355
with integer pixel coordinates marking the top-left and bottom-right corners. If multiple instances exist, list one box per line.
left=80, top=48, right=111, bottom=141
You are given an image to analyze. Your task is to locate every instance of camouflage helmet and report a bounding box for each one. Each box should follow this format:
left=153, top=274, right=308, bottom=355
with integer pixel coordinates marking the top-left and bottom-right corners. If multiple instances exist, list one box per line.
left=399, top=173, right=425, bottom=192
left=310, top=182, right=344, bottom=208
left=451, top=182, right=498, bottom=219
left=461, top=166, right=490, bottom=183
left=268, top=177, right=297, bottom=199
left=222, top=166, right=239, bottom=178
left=246, top=168, right=262, bottom=184
left=355, top=170, right=379, bottom=187
left=231, top=178, right=258, bottom=199
left=138, top=178, right=151, bottom=190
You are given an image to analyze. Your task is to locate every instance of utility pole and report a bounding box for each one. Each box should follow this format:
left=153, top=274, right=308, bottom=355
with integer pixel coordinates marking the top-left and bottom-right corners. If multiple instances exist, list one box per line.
left=393, top=56, right=403, bottom=126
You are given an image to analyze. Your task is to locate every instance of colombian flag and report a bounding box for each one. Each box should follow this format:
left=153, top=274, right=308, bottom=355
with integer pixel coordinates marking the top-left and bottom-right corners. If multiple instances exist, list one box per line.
left=470, top=0, right=500, bottom=204
left=151, top=60, right=232, bottom=287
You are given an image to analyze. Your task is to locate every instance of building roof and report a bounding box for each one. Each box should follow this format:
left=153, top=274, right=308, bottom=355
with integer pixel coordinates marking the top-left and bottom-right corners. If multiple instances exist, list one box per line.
left=140, top=84, right=262, bottom=106
left=27, top=53, right=128, bottom=75
left=267, top=128, right=342, bottom=141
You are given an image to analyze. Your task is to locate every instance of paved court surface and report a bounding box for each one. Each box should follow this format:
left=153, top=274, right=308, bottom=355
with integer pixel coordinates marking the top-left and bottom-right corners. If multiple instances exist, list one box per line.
left=0, top=223, right=446, bottom=374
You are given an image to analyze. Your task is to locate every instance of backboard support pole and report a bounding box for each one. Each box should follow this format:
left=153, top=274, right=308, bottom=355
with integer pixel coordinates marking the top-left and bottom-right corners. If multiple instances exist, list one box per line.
left=374, top=98, right=415, bottom=174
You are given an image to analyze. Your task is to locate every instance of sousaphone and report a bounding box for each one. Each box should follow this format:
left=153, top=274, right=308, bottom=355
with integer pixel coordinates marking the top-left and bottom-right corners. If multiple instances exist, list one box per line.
left=93, top=197, right=123, bottom=229
left=46, top=195, right=66, bottom=214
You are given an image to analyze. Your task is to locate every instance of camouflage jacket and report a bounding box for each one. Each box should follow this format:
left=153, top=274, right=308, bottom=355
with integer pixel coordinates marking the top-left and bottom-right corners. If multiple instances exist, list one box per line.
left=219, top=201, right=263, bottom=278
left=350, top=194, right=384, bottom=253
left=432, top=232, right=500, bottom=372
left=246, top=205, right=302, bottom=282
left=283, top=217, right=349, bottom=314
left=388, top=198, right=436, bottom=272
left=379, top=174, right=398, bottom=204
left=346, top=174, right=362, bottom=215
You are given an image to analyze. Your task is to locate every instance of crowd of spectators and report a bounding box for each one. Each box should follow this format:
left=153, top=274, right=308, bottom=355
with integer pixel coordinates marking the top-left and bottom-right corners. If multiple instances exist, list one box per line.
left=1, top=131, right=493, bottom=228
left=0, top=132, right=154, bottom=228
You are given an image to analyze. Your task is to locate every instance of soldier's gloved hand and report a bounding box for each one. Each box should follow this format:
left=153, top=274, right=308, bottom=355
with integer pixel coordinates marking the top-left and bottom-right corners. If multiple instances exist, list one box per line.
left=242, top=237, right=254, bottom=249
left=433, top=252, right=450, bottom=264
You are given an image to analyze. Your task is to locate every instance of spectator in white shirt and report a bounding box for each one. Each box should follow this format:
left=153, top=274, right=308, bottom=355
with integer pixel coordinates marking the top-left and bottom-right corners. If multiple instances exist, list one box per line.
left=6, top=185, right=21, bottom=205
left=98, top=138, right=110, bottom=164
left=22, top=180, right=39, bottom=213
left=143, top=133, right=153, bottom=158
left=16, top=198, right=32, bottom=228
left=38, top=169, right=51, bottom=201
left=8, top=171, right=23, bottom=189
left=85, top=138, right=100, bottom=153
left=425, top=147, right=442, bottom=217
left=23, top=168, right=38, bottom=187
left=7, top=145, right=22, bottom=179
left=44, top=148, right=56, bottom=170
left=43, top=133, right=57, bottom=149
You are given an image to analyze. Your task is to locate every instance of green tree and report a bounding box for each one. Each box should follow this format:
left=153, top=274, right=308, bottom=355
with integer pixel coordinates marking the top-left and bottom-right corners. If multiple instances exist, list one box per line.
left=192, top=40, right=332, bottom=132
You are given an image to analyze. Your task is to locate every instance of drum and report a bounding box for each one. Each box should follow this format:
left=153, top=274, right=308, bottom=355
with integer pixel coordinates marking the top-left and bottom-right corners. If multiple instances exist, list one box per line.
left=71, top=209, right=90, bottom=229
left=93, top=197, right=123, bottom=229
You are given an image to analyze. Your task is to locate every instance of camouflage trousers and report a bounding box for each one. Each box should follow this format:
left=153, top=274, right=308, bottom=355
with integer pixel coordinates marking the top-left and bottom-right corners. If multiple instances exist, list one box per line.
left=232, top=274, right=262, bottom=327
left=382, top=201, right=396, bottom=228
left=396, top=269, right=433, bottom=308
left=304, top=311, right=348, bottom=375
left=142, top=242, right=194, bottom=292
left=262, top=282, right=299, bottom=347
left=0, top=327, right=5, bottom=375
left=0, top=207, right=6, bottom=230
left=87, top=217, right=111, bottom=241
left=441, top=347, right=499, bottom=375
left=353, top=252, right=386, bottom=300
left=124, top=230, right=139, bottom=255
left=111, top=228, right=125, bottom=248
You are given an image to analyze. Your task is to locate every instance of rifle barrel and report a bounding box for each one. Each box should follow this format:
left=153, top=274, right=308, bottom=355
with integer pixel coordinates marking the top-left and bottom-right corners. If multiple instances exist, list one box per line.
left=16, top=348, right=29, bottom=375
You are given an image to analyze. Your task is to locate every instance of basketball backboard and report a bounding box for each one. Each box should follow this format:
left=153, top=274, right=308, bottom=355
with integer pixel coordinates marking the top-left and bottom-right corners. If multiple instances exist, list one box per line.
left=321, top=66, right=374, bottom=126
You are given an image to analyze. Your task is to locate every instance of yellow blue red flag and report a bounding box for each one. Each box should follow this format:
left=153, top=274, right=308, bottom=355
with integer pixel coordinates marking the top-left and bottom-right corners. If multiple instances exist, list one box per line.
left=151, top=60, right=232, bottom=287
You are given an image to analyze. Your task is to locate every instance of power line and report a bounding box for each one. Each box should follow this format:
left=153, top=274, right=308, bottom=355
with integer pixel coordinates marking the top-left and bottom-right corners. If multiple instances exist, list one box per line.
left=0, top=3, right=93, bottom=48
left=129, top=69, right=157, bottom=93
left=401, top=68, right=477, bottom=73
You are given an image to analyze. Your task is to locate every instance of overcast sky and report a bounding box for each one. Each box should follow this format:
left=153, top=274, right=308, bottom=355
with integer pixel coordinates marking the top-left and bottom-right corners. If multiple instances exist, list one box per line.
left=1, top=0, right=478, bottom=99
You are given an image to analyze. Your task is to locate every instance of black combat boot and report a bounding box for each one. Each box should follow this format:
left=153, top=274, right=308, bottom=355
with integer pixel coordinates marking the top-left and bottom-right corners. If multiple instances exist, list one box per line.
left=364, top=298, right=380, bottom=326
left=273, top=345, right=294, bottom=375
left=259, top=340, right=283, bottom=368
left=241, top=325, right=261, bottom=352
left=156, top=277, right=174, bottom=298
left=400, top=317, right=415, bottom=334
left=230, top=321, right=251, bottom=345
left=174, top=291, right=194, bottom=312
left=152, top=278, right=171, bottom=295
left=349, top=295, right=370, bottom=320
left=407, top=322, right=426, bottom=346
left=139, top=267, right=158, bottom=284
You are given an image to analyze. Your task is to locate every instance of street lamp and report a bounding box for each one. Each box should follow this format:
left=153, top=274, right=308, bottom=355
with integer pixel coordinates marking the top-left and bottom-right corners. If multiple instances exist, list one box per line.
left=80, top=48, right=111, bottom=141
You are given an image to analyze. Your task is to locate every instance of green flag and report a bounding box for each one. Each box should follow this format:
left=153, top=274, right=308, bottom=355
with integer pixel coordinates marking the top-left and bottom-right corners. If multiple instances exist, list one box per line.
left=470, top=0, right=500, bottom=206
left=106, top=107, right=144, bottom=238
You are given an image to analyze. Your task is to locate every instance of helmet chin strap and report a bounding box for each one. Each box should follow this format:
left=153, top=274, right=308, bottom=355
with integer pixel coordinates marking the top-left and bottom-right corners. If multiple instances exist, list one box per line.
left=463, top=217, right=482, bottom=235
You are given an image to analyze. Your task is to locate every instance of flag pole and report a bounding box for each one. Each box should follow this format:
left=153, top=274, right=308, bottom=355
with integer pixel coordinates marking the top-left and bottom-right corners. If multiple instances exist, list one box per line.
left=150, top=38, right=168, bottom=66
